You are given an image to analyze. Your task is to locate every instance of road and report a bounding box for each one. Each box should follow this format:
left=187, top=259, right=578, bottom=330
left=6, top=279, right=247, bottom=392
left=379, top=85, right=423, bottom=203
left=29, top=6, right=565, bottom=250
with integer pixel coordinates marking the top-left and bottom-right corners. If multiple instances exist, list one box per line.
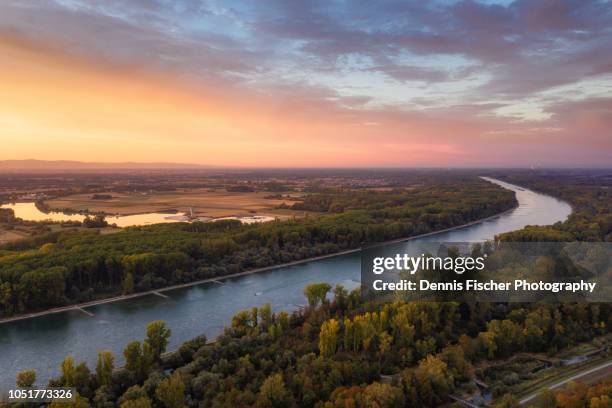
left=520, top=359, right=612, bottom=406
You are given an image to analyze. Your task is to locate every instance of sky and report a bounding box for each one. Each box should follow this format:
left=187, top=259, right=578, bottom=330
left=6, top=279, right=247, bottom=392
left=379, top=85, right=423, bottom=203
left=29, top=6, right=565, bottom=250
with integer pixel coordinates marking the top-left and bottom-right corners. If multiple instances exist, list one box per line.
left=0, top=0, right=611, bottom=167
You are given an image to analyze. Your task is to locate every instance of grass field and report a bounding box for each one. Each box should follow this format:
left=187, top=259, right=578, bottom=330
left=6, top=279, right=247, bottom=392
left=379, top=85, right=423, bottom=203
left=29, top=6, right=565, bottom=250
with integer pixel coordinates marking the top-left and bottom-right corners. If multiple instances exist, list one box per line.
left=46, top=189, right=305, bottom=219
left=0, top=228, right=28, bottom=244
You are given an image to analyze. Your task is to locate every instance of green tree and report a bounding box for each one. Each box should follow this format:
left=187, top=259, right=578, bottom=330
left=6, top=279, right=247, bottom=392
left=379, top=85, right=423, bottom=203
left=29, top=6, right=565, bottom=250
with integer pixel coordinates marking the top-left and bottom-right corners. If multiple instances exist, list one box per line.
left=61, top=356, right=76, bottom=387
left=123, top=273, right=135, bottom=295
left=492, top=393, right=519, bottom=408
left=487, top=319, right=524, bottom=357
left=96, top=350, right=114, bottom=387
left=124, top=341, right=143, bottom=373
left=155, top=372, right=186, bottom=408
left=332, top=284, right=348, bottom=310
left=259, top=303, right=272, bottom=329
left=121, top=399, right=153, bottom=408
left=49, top=394, right=90, bottom=408
left=415, top=355, right=454, bottom=405
left=120, top=385, right=152, bottom=407
left=256, top=373, right=293, bottom=408
left=73, top=362, right=92, bottom=395
left=145, top=320, right=171, bottom=362
left=304, top=283, right=331, bottom=308
left=535, top=389, right=557, bottom=408
left=16, top=369, right=36, bottom=387
left=378, top=331, right=392, bottom=365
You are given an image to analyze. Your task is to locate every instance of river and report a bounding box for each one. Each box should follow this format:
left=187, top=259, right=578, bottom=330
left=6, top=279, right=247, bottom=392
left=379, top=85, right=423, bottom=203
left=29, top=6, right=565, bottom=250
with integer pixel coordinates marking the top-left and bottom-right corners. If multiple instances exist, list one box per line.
left=0, top=202, right=188, bottom=227
left=0, top=178, right=571, bottom=390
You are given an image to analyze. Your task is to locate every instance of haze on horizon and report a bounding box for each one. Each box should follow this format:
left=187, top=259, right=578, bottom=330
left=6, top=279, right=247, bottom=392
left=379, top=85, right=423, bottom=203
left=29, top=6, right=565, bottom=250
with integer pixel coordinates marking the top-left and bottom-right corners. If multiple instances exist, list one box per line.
left=1, top=1, right=611, bottom=168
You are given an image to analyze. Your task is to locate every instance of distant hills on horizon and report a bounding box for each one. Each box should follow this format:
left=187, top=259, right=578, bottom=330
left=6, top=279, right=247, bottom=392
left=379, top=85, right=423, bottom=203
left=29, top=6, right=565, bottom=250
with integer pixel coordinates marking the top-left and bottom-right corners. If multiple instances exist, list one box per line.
left=0, top=159, right=213, bottom=171
left=0, top=160, right=610, bottom=172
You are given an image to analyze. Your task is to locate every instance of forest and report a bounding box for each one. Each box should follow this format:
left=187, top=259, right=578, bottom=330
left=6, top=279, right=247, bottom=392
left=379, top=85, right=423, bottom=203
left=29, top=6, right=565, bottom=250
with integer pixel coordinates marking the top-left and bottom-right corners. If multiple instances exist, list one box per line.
left=4, top=172, right=612, bottom=407
left=12, top=283, right=611, bottom=407
left=6, top=171, right=609, bottom=407
left=495, top=172, right=611, bottom=243
left=0, top=177, right=515, bottom=317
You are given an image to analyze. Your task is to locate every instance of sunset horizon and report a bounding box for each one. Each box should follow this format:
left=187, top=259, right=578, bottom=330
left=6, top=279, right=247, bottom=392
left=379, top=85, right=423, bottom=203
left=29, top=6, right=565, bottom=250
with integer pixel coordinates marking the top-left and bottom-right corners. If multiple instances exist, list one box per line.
left=1, top=1, right=611, bottom=167
left=0, top=158, right=611, bottom=170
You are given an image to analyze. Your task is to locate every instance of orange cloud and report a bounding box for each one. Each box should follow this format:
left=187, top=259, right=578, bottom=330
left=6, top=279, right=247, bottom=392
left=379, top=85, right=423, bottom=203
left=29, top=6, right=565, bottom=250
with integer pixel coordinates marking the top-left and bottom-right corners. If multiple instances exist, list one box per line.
left=0, top=34, right=473, bottom=167
left=0, top=34, right=609, bottom=167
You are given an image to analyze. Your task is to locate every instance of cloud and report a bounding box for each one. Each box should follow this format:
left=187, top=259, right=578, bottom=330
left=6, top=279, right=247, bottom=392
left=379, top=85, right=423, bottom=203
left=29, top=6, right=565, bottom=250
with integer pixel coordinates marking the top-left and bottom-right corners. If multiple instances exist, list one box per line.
left=0, top=0, right=610, bottom=166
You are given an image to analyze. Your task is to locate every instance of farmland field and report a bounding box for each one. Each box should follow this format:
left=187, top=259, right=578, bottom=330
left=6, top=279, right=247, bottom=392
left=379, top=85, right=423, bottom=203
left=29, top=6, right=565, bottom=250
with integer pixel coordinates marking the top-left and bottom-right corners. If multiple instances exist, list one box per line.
left=45, top=188, right=306, bottom=219
left=0, top=229, right=28, bottom=244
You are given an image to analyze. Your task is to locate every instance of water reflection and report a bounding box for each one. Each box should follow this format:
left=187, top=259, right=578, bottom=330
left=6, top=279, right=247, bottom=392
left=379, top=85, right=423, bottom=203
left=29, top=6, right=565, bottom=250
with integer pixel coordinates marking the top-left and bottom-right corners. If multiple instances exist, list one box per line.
left=0, top=202, right=187, bottom=227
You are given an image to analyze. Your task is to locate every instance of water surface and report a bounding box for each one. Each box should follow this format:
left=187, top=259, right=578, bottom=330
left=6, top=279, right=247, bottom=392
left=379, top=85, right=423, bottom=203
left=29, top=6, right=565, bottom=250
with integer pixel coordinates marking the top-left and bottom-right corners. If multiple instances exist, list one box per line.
left=0, top=202, right=188, bottom=227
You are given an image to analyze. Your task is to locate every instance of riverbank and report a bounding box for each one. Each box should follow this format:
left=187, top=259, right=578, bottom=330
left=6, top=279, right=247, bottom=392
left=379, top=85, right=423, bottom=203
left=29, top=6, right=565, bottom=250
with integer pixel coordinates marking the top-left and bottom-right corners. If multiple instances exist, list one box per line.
left=0, top=204, right=517, bottom=325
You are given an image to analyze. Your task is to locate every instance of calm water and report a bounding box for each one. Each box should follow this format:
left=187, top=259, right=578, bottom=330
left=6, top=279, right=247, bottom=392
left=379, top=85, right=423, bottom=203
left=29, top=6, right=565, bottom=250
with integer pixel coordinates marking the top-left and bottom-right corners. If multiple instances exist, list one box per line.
left=0, top=178, right=571, bottom=389
left=0, top=202, right=189, bottom=227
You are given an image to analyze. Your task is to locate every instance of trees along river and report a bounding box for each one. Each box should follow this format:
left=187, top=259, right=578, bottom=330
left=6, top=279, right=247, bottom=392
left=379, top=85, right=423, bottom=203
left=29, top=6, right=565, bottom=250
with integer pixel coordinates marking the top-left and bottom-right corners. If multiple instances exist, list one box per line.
left=0, top=178, right=572, bottom=390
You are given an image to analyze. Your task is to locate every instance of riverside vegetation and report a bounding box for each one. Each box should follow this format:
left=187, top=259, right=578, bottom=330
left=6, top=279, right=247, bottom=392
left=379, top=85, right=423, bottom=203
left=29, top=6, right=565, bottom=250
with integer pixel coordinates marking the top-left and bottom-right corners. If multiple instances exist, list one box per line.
left=495, top=172, right=612, bottom=243
left=6, top=172, right=612, bottom=407
left=0, top=177, right=515, bottom=317
left=10, top=285, right=611, bottom=407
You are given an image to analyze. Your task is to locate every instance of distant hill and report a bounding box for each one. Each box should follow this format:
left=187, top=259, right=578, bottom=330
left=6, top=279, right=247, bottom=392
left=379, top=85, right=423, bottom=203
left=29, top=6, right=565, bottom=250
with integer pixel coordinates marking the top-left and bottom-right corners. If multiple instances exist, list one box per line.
left=0, top=160, right=212, bottom=171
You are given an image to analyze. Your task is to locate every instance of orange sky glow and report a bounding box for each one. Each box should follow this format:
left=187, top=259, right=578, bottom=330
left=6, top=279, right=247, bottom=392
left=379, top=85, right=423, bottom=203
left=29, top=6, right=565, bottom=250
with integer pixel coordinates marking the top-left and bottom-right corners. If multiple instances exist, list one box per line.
left=1, top=0, right=611, bottom=168
left=1, top=37, right=481, bottom=167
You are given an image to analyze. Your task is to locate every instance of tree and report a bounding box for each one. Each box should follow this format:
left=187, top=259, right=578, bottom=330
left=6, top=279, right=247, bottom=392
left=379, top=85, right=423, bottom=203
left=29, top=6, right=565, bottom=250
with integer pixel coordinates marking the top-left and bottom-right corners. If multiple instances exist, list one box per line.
left=415, top=336, right=437, bottom=360
left=145, top=320, right=171, bottom=362
left=61, top=356, right=76, bottom=387
left=124, top=341, right=143, bottom=373
left=93, top=385, right=115, bottom=408
left=319, top=319, right=339, bottom=358
left=73, top=362, right=92, bottom=396
left=123, top=273, right=135, bottom=295
left=325, top=383, right=404, bottom=408
left=378, top=331, right=392, bottom=365
left=304, top=283, right=331, bottom=308
left=476, top=331, right=497, bottom=360
left=16, top=369, right=36, bottom=387
left=49, top=394, right=90, bottom=408
left=256, top=373, right=293, bottom=408
left=83, top=215, right=108, bottom=228
left=415, top=355, right=454, bottom=405
left=362, top=383, right=404, bottom=408
left=492, top=393, right=519, bottom=408
left=155, top=372, right=186, bottom=408
left=121, top=399, right=153, bottom=408
left=120, top=385, right=152, bottom=408
left=259, top=303, right=272, bottom=329
left=535, top=389, right=557, bottom=408
left=96, top=350, right=114, bottom=387
left=440, top=345, right=470, bottom=382
left=332, top=284, right=348, bottom=310
left=487, top=319, right=524, bottom=357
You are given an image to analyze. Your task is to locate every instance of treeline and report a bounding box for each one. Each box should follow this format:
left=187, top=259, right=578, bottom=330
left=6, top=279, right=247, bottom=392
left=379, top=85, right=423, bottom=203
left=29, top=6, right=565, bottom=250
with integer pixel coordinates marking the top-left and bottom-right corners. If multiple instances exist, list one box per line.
left=540, top=379, right=612, bottom=407
left=17, top=284, right=611, bottom=407
left=0, top=208, right=15, bottom=224
left=0, top=178, right=516, bottom=317
left=0, top=207, right=53, bottom=237
left=496, top=171, right=612, bottom=242
left=289, top=188, right=426, bottom=213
